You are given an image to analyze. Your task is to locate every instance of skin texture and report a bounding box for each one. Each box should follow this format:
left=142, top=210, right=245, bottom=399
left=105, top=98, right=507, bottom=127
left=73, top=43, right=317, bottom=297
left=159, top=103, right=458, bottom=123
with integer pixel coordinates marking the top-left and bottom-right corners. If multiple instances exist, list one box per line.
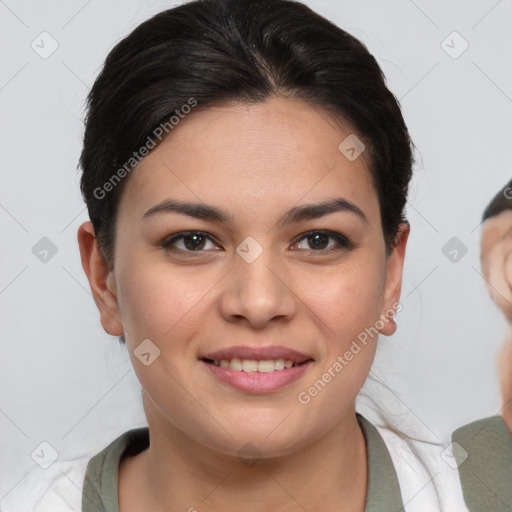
left=78, top=96, right=409, bottom=512
left=481, top=209, right=512, bottom=433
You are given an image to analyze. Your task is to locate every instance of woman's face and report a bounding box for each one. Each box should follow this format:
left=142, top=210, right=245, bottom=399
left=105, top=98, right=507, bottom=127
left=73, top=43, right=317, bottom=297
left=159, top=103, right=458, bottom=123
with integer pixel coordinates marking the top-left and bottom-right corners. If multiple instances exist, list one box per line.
left=481, top=210, right=512, bottom=322
left=86, top=96, right=407, bottom=458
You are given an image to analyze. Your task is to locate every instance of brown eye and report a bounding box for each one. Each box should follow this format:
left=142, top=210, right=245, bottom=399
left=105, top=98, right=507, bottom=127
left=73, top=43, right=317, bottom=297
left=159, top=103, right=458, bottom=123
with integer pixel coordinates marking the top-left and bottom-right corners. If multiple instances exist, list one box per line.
left=161, top=231, right=219, bottom=252
left=293, top=230, right=351, bottom=252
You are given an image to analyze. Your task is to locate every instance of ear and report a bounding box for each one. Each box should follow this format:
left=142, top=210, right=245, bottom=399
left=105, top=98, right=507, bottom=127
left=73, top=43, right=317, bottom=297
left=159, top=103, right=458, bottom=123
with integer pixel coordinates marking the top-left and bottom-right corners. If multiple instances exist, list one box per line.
left=77, top=221, right=124, bottom=336
left=378, top=222, right=410, bottom=336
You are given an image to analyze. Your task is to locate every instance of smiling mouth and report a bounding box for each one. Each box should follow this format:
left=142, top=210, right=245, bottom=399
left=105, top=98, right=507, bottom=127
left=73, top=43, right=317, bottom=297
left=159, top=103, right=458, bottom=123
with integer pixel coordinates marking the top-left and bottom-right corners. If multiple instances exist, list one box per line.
left=201, top=357, right=314, bottom=372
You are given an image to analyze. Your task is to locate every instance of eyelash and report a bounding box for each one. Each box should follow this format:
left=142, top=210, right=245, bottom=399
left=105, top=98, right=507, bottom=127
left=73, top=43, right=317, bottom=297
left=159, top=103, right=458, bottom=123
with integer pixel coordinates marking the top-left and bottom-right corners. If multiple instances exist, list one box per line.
left=159, top=230, right=352, bottom=255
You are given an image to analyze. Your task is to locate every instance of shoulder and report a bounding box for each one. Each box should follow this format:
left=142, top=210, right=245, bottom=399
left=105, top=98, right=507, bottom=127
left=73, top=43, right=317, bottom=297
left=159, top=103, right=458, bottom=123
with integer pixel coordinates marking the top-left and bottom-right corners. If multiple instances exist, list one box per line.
left=452, top=415, right=512, bottom=512
left=452, top=414, right=512, bottom=450
left=0, top=429, right=149, bottom=512
left=374, top=422, right=469, bottom=512
left=82, top=427, right=149, bottom=511
left=0, top=457, right=89, bottom=512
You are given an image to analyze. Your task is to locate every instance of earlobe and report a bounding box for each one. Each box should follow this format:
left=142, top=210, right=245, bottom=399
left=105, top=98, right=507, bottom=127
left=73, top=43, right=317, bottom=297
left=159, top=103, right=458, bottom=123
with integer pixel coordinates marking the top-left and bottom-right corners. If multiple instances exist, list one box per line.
left=77, top=221, right=124, bottom=337
left=378, top=222, right=410, bottom=336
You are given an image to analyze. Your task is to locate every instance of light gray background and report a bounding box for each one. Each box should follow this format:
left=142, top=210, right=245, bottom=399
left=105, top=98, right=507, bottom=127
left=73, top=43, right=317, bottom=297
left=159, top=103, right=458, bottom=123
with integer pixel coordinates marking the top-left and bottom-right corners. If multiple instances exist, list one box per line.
left=1, top=0, right=511, bottom=499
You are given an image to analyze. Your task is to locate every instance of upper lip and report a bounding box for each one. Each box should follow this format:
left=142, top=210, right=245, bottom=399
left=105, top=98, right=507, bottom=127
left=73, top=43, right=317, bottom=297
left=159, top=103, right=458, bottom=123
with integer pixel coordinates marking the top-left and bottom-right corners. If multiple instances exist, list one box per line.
left=201, top=345, right=313, bottom=363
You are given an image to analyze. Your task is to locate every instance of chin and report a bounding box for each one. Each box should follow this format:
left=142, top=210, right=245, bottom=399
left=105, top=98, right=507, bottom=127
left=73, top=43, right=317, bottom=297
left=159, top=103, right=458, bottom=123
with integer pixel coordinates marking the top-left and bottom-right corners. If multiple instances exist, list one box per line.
left=208, top=422, right=310, bottom=459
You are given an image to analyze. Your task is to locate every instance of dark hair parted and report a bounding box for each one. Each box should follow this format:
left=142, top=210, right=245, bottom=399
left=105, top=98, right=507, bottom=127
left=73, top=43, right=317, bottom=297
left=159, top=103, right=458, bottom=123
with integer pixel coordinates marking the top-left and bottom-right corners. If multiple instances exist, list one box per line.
left=79, top=0, right=415, bottom=270
left=482, top=178, right=512, bottom=222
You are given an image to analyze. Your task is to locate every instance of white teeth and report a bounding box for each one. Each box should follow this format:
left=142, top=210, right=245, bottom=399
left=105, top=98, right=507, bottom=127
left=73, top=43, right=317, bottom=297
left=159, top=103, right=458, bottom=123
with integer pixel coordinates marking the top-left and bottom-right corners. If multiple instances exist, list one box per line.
left=274, top=359, right=285, bottom=371
left=258, top=360, right=276, bottom=373
left=212, top=357, right=299, bottom=372
left=230, top=357, right=243, bottom=371
left=242, top=359, right=258, bottom=372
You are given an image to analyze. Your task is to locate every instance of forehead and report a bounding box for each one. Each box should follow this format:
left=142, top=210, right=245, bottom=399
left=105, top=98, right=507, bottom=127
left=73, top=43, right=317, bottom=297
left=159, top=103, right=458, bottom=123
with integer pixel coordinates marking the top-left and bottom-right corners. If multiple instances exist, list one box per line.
left=119, top=96, right=379, bottom=222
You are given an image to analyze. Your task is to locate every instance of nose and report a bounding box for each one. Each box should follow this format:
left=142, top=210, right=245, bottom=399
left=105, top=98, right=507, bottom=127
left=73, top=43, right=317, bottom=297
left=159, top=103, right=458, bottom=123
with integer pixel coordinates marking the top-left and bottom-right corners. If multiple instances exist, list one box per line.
left=218, top=244, right=296, bottom=329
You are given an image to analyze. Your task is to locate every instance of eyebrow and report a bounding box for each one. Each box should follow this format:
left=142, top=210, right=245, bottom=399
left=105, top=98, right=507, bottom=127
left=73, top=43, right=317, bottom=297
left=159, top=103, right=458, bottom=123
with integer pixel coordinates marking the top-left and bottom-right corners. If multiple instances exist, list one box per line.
left=141, top=197, right=368, bottom=226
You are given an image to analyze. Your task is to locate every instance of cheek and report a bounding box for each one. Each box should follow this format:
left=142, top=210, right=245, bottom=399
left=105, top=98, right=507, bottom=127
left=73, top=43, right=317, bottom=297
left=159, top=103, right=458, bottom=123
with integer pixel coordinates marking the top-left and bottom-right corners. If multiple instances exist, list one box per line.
left=295, top=256, right=386, bottom=343
left=114, top=252, right=212, bottom=345
left=290, top=258, right=385, bottom=430
left=292, top=255, right=386, bottom=400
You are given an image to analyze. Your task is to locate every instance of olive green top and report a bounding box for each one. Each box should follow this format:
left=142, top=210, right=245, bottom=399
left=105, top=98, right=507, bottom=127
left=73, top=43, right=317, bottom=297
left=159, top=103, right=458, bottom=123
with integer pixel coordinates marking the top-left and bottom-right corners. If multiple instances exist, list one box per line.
left=82, top=413, right=404, bottom=512
left=452, top=415, right=512, bottom=512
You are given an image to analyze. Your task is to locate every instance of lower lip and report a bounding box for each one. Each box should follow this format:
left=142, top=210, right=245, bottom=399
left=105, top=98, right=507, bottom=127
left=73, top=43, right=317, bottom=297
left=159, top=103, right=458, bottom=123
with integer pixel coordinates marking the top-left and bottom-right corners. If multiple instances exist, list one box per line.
left=201, top=360, right=313, bottom=393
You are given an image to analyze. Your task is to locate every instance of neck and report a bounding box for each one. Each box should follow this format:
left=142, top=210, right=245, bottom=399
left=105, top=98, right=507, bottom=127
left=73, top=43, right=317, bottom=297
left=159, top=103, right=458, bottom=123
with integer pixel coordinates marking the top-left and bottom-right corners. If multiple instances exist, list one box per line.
left=119, top=403, right=368, bottom=512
